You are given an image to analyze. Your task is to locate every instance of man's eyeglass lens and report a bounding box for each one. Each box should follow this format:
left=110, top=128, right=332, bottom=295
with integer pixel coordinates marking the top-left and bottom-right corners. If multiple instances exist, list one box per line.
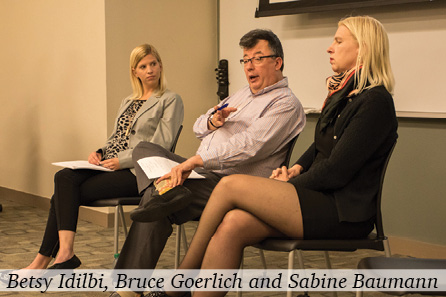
left=240, top=55, right=276, bottom=65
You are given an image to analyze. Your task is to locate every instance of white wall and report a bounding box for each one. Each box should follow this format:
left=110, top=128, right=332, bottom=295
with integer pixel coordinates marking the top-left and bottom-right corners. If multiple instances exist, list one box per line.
left=0, top=0, right=107, bottom=197
left=220, top=0, right=446, bottom=116
left=0, top=0, right=218, bottom=198
left=104, top=0, right=218, bottom=159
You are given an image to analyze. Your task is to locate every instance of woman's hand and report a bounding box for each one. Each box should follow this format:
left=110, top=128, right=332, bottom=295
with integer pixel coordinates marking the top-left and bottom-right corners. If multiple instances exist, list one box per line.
left=100, top=158, right=121, bottom=171
left=270, top=164, right=303, bottom=182
left=88, top=151, right=102, bottom=165
left=208, top=106, right=237, bottom=130
left=156, top=155, right=204, bottom=187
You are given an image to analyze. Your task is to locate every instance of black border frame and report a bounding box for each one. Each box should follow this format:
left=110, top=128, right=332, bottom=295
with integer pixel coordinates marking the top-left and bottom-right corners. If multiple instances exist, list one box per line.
left=255, top=0, right=437, bottom=17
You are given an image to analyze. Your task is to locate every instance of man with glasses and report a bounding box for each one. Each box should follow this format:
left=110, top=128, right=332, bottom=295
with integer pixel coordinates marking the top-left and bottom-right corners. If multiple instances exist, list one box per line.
left=109, top=29, right=305, bottom=297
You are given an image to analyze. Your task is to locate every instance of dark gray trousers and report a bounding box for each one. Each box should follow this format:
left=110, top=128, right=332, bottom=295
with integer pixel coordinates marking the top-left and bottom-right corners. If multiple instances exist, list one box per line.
left=114, top=142, right=226, bottom=270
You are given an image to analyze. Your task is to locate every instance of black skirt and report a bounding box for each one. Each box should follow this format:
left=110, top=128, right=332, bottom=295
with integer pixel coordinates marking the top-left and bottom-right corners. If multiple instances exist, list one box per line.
left=296, top=186, right=374, bottom=240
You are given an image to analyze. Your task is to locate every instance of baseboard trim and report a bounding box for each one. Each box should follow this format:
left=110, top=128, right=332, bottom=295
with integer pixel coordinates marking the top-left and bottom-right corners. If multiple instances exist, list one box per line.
left=0, top=186, right=135, bottom=228
left=388, top=235, right=446, bottom=259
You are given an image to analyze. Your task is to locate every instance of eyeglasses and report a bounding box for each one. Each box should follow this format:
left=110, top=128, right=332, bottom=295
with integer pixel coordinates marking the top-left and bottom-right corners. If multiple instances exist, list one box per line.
left=239, top=55, right=277, bottom=66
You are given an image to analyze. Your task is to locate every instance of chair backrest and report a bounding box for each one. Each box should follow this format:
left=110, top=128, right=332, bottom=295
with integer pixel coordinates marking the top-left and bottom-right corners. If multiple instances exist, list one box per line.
left=280, top=134, right=300, bottom=168
left=170, top=125, right=183, bottom=153
left=374, top=140, right=397, bottom=239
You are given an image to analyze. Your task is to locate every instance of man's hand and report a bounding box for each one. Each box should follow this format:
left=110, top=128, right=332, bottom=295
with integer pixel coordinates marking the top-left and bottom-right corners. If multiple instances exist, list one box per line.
left=100, top=158, right=121, bottom=171
left=270, top=164, right=303, bottom=182
left=88, top=151, right=102, bottom=165
left=208, top=105, right=237, bottom=130
left=156, top=155, right=204, bottom=187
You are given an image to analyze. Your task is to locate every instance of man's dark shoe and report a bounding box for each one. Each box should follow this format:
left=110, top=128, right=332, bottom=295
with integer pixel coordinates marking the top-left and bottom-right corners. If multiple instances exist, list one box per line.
left=130, top=185, right=192, bottom=222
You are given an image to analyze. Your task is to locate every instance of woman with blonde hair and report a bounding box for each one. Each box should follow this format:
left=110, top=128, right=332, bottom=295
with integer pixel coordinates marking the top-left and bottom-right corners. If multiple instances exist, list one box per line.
left=147, top=16, right=397, bottom=297
left=25, top=44, right=184, bottom=270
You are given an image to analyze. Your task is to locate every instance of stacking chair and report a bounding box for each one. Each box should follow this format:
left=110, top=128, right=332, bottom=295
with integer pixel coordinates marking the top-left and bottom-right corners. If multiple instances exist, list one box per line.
left=356, top=256, right=446, bottom=296
left=86, top=125, right=183, bottom=261
left=174, top=133, right=300, bottom=269
left=247, top=141, right=397, bottom=297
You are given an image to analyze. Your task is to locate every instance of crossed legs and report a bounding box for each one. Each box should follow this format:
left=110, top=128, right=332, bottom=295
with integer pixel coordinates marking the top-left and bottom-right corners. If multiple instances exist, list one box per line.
left=166, top=174, right=303, bottom=297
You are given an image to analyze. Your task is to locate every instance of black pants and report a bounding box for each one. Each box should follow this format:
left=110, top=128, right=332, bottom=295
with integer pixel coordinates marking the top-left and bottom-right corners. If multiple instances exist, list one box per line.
left=114, top=142, right=226, bottom=270
left=39, top=168, right=138, bottom=257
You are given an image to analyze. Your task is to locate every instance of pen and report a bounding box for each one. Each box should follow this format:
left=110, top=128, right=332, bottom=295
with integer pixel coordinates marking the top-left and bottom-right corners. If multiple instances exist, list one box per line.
left=210, top=103, right=229, bottom=115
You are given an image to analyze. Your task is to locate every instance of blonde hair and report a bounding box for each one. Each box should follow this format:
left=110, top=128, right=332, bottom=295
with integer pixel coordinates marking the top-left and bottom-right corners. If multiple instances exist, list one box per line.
left=339, top=16, right=395, bottom=94
left=129, top=44, right=167, bottom=99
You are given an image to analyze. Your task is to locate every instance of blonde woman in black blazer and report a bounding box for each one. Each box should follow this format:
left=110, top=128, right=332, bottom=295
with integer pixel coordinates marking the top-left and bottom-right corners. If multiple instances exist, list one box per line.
left=154, top=16, right=397, bottom=297
left=24, top=44, right=184, bottom=270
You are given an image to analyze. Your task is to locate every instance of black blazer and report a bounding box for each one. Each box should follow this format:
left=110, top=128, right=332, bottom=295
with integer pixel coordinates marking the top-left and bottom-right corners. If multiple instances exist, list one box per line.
left=290, top=86, right=398, bottom=222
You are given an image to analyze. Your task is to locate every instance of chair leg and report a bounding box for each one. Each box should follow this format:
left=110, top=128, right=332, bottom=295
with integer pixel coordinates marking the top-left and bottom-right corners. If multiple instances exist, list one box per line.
left=357, top=238, right=394, bottom=297
left=175, top=224, right=182, bottom=269
left=114, top=206, right=120, bottom=260
left=175, top=223, right=192, bottom=269
left=113, top=205, right=129, bottom=262
left=323, top=251, right=332, bottom=269
left=322, top=252, right=338, bottom=297
left=383, top=238, right=392, bottom=257
left=181, top=224, right=189, bottom=252
left=296, top=250, right=305, bottom=269
left=259, top=249, right=267, bottom=269
left=295, top=251, right=312, bottom=297
left=287, top=250, right=296, bottom=297
left=288, top=250, right=295, bottom=270
left=118, top=204, right=128, bottom=237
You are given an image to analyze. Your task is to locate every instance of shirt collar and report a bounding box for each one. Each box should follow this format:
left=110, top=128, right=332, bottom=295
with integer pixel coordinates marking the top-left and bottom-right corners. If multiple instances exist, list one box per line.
left=251, top=77, right=288, bottom=96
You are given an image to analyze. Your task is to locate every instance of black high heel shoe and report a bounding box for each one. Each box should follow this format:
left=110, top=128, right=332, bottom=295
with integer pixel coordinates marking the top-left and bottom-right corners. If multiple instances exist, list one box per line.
left=47, top=255, right=81, bottom=269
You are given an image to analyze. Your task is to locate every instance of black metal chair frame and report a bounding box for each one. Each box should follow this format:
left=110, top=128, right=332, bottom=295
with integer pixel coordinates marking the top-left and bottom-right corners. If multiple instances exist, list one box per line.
left=86, top=125, right=183, bottom=261
left=245, top=141, right=397, bottom=297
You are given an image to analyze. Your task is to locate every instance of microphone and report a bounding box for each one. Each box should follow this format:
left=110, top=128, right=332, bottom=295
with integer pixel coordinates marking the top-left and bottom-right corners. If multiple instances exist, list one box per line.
left=215, top=59, right=229, bottom=101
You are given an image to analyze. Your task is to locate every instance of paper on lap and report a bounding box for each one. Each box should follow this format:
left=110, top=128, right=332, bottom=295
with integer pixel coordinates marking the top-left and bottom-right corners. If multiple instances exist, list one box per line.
left=137, top=156, right=204, bottom=179
left=52, top=161, right=113, bottom=172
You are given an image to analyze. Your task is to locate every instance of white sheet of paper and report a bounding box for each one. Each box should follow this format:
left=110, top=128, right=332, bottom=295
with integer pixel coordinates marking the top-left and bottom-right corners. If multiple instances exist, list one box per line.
left=52, top=161, right=113, bottom=172
left=137, top=156, right=204, bottom=179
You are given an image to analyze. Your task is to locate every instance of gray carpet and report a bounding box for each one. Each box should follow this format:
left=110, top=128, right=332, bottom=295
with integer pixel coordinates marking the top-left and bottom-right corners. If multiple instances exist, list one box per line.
left=0, top=196, right=401, bottom=297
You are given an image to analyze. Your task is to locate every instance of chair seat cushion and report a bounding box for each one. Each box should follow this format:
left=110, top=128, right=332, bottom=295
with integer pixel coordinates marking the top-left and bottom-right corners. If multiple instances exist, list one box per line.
left=254, top=233, right=385, bottom=252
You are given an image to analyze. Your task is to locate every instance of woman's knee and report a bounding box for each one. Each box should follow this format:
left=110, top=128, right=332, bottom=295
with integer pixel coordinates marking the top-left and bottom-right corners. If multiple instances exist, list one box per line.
left=213, top=175, right=248, bottom=196
left=54, top=168, right=73, bottom=184
left=212, top=210, right=255, bottom=245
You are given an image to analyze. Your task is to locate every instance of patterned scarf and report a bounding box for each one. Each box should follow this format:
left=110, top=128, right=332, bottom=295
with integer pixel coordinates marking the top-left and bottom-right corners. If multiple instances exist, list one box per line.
left=319, top=68, right=359, bottom=132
